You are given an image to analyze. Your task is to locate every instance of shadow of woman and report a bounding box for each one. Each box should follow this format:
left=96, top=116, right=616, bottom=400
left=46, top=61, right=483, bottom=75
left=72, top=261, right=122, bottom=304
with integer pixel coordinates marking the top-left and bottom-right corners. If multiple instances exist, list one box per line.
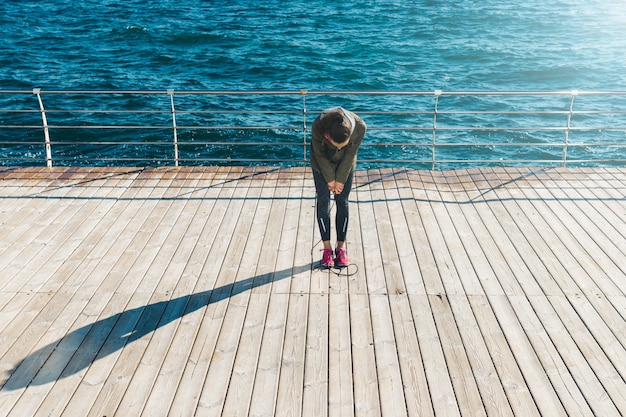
left=1, top=262, right=314, bottom=391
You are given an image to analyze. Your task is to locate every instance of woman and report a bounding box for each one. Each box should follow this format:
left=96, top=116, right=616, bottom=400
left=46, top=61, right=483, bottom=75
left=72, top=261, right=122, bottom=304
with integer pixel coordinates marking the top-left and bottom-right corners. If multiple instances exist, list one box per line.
left=310, top=106, right=366, bottom=268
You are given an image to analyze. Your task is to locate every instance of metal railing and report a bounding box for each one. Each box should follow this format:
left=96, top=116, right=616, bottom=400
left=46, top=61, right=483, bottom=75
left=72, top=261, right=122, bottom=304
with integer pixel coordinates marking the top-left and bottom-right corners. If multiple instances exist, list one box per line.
left=1, top=89, right=626, bottom=169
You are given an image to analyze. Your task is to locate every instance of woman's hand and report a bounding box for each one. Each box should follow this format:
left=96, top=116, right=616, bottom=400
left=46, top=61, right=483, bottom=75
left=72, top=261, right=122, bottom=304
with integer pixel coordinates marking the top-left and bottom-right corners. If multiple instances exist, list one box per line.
left=327, top=181, right=345, bottom=194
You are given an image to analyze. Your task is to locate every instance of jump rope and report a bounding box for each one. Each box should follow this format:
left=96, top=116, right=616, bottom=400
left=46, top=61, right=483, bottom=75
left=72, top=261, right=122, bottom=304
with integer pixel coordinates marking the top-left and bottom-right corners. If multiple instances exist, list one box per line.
left=310, top=197, right=359, bottom=277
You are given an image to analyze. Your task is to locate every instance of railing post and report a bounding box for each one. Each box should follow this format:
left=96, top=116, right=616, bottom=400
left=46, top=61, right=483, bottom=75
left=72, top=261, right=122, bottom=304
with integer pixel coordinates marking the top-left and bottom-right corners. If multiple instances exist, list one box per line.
left=563, top=90, right=578, bottom=168
left=301, top=89, right=308, bottom=165
left=33, top=88, right=53, bottom=168
left=432, top=90, right=442, bottom=170
left=168, top=89, right=179, bottom=167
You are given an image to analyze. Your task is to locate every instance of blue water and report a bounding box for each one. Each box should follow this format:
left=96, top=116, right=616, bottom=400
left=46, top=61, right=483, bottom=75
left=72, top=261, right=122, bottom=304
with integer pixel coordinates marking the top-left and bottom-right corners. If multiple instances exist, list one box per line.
left=2, top=0, right=626, bottom=166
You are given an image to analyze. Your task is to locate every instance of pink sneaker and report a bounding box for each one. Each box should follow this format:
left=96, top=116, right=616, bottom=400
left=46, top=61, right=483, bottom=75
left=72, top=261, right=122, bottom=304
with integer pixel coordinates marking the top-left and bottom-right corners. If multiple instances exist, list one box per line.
left=335, top=247, right=350, bottom=267
left=321, top=248, right=335, bottom=268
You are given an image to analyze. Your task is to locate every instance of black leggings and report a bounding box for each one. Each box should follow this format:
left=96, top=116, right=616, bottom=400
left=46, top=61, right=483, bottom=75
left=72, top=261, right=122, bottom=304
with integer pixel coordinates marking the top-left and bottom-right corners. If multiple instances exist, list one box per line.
left=313, top=170, right=354, bottom=242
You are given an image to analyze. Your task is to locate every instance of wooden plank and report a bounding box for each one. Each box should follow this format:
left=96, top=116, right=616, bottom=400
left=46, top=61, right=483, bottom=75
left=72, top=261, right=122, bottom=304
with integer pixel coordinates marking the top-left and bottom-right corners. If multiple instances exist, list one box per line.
left=107, top=295, right=188, bottom=416
left=370, top=293, right=407, bottom=417
left=428, top=171, right=486, bottom=297
left=528, top=169, right=625, bottom=293
left=408, top=294, right=460, bottom=417
left=429, top=294, right=488, bottom=417
left=0, top=174, right=63, bottom=258
left=491, top=294, right=575, bottom=416
left=31, top=190, right=145, bottom=291
left=384, top=168, right=426, bottom=296
left=31, top=168, right=200, bottom=409
left=373, top=168, right=407, bottom=296
left=9, top=290, right=96, bottom=415
left=34, top=202, right=121, bottom=293
left=567, top=293, right=626, bottom=378
left=462, top=168, right=546, bottom=297
left=83, top=295, right=169, bottom=417
left=386, top=293, right=433, bottom=417
left=327, top=292, right=354, bottom=417
left=220, top=290, right=270, bottom=417
left=345, top=168, right=367, bottom=295
left=400, top=170, right=444, bottom=296
left=274, top=170, right=314, bottom=417
left=348, top=293, right=379, bottom=417
left=587, top=168, right=626, bottom=223
left=16, top=182, right=180, bottom=415
left=289, top=169, right=316, bottom=296
left=547, top=295, right=626, bottom=414
left=0, top=292, right=66, bottom=415
left=491, top=168, right=582, bottom=297
left=577, top=171, right=626, bottom=251
left=4, top=178, right=136, bottom=396
left=0, top=196, right=92, bottom=292
left=135, top=178, right=226, bottom=417
left=472, top=168, right=624, bottom=412
left=302, top=293, right=329, bottom=417
left=64, top=174, right=192, bottom=417
left=159, top=170, right=224, bottom=299
left=216, top=172, right=278, bottom=416
left=357, top=169, right=386, bottom=294
left=275, top=292, right=309, bottom=417
left=459, top=170, right=614, bottom=415
left=450, top=168, right=616, bottom=413
left=356, top=170, right=409, bottom=414
left=550, top=169, right=626, bottom=292
left=249, top=292, right=291, bottom=417
left=165, top=173, right=252, bottom=417
left=272, top=168, right=305, bottom=295
left=448, top=294, right=516, bottom=417
left=248, top=172, right=302, bottom=417
left=408, top=171, right=465, bottom=296
left=508, top=295, right=610, bottom=417
left=100, top=179, right=211, bottom=416
left=35, top=291, right=138, bottom=417
left=213, top=171, right=276, bottom=417
left=190, top=170, right=265, bottom=417
left=507, top=170, right=626, bottom=371
left=145, top=174, right=206, bottom=298
left=444, top=170, right=523, bottom=296
left=351, top=175, right=387, bottom=416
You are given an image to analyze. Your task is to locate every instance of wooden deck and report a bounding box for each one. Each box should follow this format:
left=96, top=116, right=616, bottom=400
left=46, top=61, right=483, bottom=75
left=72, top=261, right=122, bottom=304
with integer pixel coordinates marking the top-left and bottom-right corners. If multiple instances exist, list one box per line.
left=0, top=166, right=625, bottom=417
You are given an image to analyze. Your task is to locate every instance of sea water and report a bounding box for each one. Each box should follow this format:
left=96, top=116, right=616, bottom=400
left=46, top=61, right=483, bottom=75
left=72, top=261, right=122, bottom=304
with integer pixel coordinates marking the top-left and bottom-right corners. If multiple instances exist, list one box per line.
left=2, top=0, right=626, bottom=166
